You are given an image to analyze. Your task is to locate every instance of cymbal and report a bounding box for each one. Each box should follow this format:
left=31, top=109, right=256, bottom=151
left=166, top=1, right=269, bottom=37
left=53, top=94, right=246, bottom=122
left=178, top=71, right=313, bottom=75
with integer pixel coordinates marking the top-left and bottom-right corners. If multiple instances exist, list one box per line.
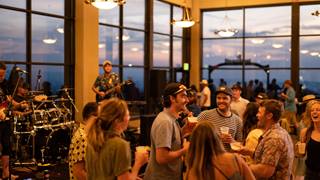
left=58, top=88, right=74, bottom=91
left=29, top=90, right=44, bottom=94
left=48, top=95, right=58, bottom=99
left=55, top=98, right=69, bottom=102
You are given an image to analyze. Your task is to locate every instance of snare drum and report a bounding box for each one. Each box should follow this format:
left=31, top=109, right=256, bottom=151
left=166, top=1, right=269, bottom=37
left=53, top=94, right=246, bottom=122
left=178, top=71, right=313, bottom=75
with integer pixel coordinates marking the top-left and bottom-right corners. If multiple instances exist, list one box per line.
left=33, top=95, right=48, bottom=102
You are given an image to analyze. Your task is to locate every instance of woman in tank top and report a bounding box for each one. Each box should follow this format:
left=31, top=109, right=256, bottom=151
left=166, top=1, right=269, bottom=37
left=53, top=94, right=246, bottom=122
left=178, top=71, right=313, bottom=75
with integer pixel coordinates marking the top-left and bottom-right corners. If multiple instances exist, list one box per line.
left=300, top=100, right=320, bottom=180
left=186, top=121, right=255, bottom=180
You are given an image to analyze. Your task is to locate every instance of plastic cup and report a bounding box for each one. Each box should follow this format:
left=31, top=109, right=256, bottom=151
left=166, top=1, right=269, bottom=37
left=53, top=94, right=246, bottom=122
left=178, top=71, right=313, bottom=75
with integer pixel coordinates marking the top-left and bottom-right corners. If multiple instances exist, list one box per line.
left=220, top=126, right=229, bottom=135
left=188, top=117, right=198, bottom=124
left=230, top=142, right=242, bottom=151
left=297, top=142, right=306, bottom=154
left=136, top=146, right=149, bottom=153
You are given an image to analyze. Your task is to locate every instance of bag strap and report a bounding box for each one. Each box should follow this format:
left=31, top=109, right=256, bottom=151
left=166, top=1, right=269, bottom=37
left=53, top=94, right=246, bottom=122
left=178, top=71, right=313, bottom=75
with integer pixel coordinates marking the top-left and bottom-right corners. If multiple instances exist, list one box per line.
left=213, top=163, right=230, bottom=180
left=233, top=154, right=242, bottom=176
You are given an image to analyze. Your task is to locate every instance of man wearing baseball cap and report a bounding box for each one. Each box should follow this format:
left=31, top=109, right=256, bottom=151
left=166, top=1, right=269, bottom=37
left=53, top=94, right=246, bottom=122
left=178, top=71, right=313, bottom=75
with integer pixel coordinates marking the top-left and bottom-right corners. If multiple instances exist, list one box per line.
left=198, top=85, right=243, bottom=151
left=230, top=84, right=249, bottom=120
left=144, top=83, right=191, bottom=180
left=92, top=60, right=120, bottom=102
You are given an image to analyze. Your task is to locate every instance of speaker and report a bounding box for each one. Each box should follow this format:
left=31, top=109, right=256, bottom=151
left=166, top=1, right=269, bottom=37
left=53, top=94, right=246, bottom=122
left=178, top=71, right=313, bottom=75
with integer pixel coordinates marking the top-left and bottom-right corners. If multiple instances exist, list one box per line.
left=150, top=70, right=167, bottom=98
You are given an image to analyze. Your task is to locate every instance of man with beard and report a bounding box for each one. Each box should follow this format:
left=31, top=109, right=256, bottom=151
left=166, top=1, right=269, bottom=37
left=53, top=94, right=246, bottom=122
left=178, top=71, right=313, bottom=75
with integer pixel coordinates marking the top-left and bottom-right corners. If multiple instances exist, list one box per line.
left=144, top=83, right=191, bottom=180
left=198, top=85, right=243, bottom=151
left=92, top=60, right=121, bottom=102
left=249, top=100, right=294, bottom=180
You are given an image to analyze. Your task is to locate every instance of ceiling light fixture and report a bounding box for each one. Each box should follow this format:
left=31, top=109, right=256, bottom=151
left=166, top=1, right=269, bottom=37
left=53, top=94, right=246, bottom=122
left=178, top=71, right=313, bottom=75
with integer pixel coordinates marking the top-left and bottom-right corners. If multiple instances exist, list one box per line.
left=251, top=39, right=265, bottom=44
left=214, top=0, right=238, bottom=37
left=85, top=0, right=126, bottom=10
left=131, top=47, right=139, bottom=52
left=56, top=27, right=64, bottom=34
left=115, top=34, right=130, bottom=41
left=310, top=52, right=319, bottom=56
left=300, top=50, right=309, bottom=54
left=42, top=38, right=57, bottom=44
left=272, top=43, right=283, bottom=49
left=172, top=0, right=195, bottom=28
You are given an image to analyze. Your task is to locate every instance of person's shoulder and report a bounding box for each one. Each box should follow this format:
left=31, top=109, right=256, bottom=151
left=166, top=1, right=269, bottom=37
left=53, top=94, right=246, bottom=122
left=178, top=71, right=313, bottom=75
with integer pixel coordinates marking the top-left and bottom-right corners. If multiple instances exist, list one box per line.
left=247, top=129, right=264, bottom=138
left=109, top=136, right=128, bottom=147
left=153, top=111, right=173, bottom=125
left=241, top=97, right=250, bottom=104
left=198, top=109, right=217, bottom=118
left=231, top=113, right=242, bottom=121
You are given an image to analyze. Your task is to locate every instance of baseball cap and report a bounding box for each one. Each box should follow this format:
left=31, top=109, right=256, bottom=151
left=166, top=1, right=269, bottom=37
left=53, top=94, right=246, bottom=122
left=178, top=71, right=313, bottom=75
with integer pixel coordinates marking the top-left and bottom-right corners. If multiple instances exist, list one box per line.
left=216, top=86, right=233, bottom=96
left=163, top=83, right=189, bottom=97
left=302, top=94, right=316, bottom=103
left=200, top=79, right=208, bottom=85
left=103, top=60, right=112, bottom=67
left=256, top=92, right=268, bottom=100
left=231, top=84, right=242, bottom=90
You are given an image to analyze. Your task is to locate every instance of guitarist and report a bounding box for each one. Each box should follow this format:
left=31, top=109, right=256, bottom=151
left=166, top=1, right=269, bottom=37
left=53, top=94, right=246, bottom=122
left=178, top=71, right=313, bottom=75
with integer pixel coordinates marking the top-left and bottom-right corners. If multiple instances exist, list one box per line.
left=92, top=60, right=121, bottom=102
left=0, top=62, right=18, bottom=179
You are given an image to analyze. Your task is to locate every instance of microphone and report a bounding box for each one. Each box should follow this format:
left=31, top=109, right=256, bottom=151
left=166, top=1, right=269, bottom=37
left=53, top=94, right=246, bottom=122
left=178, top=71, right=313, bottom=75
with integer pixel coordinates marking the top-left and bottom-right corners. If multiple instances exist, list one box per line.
left=16, top=67, right=28, bottom=74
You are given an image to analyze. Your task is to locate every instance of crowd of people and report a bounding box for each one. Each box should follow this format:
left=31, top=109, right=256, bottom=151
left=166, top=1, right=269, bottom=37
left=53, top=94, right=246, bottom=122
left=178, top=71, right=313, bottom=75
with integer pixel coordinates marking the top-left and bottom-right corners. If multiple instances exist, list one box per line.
left=67, top=79, right=318, bottom=180
left=1, top=58, right=320, bottom=180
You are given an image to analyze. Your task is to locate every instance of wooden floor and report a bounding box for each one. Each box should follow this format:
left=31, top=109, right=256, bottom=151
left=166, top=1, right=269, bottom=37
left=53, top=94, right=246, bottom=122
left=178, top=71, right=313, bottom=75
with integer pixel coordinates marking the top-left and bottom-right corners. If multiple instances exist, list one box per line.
left=1, top=162, right=69, bottom=180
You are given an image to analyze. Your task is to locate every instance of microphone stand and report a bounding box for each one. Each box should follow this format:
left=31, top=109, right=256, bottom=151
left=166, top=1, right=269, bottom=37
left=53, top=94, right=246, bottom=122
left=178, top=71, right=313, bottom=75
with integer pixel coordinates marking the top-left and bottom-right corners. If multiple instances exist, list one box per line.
left=35, top=70, right=41, bottom=91
left=8, top=72, right=22, bottom=175
left=64, top=89, right=78, bottom=113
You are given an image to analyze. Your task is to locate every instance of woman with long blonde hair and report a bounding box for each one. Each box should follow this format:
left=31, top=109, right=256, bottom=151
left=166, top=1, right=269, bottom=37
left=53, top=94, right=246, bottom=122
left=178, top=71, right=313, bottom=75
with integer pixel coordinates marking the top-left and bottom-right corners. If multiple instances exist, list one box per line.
left=86, top=98, right=148, bottom=180
left=186, top=122, right=255, bottom=180
left=300, top=100, right=320, bottom=180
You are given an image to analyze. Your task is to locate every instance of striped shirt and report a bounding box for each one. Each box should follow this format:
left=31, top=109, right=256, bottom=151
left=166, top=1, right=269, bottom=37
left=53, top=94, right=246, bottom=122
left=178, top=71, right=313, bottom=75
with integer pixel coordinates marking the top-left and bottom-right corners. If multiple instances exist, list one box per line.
left=198, top=108, right=243, bottom=151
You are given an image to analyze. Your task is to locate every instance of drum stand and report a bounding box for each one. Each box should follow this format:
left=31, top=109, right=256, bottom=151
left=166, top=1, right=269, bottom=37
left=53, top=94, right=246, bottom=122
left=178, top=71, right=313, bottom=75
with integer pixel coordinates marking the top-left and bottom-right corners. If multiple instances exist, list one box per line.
left=13, top=117, right=37, bottom=166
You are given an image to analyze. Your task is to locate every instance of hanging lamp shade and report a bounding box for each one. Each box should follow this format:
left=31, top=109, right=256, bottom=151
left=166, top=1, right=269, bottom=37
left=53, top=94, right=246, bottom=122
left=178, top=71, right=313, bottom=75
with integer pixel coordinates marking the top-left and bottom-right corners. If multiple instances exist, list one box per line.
left=214, top=14, right=238, bottom=37
left=172, top=7, right=195, bottom=28
left=86, top=0, right=126, bottom=10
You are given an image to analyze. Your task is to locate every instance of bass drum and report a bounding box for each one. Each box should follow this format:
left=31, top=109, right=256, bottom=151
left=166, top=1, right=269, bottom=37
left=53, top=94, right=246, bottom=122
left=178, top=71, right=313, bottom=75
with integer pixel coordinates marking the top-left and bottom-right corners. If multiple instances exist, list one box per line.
left=33, top=127, right=71, bottom=164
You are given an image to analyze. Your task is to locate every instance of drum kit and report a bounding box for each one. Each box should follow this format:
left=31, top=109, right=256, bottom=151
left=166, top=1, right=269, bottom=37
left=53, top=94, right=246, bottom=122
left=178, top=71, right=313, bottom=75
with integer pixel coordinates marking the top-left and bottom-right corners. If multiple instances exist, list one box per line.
left=12, top=88, right=76, bottom=166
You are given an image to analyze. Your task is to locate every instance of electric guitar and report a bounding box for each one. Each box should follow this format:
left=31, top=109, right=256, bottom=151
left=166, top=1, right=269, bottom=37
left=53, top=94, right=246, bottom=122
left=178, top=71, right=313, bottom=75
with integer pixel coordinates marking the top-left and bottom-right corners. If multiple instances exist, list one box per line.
left=96, top=80, right=132, bottom=102
left=0, top=98, right=9, bottom=121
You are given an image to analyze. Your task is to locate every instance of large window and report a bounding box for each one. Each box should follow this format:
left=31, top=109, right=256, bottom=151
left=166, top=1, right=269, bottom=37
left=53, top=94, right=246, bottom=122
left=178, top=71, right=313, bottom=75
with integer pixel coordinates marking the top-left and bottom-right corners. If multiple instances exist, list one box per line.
left=153, top=0, right=183, bottom=83
left=99, top=0, right=185, bottom=99
left=99, top=0, right=145, bottom=99
left=0, top=1, right=74, bottom=93
left=203, top=3, right=320, bottom=96
left=300, top=4, right=320, bottom=94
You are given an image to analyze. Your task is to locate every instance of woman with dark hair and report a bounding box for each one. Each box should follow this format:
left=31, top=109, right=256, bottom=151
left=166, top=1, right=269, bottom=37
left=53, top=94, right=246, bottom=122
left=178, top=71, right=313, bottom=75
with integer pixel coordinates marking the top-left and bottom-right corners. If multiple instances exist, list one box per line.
left=86, top=98, right=148, bottom=180
left=242, top=102, right=259, bottom=141
left=238, top=102, right=263, bottom=161
left=300, top=100, right=320, bottom=180
left=186, top=122, right=255, bottom=180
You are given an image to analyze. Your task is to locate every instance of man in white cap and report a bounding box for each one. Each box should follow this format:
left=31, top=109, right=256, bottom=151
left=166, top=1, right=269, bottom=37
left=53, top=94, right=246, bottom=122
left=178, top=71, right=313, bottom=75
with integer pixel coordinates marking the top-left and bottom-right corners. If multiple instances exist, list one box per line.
left=200, top=79, right=211, bottom=111
left=92, top=60, right=120, bottom=102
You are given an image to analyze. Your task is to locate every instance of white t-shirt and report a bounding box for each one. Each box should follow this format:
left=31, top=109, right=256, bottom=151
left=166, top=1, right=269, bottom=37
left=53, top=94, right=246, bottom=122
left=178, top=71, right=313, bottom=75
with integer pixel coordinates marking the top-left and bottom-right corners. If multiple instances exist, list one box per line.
left=231, top=97, right=249, bottom=120
left=200, top=86, right=211, bottom=108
